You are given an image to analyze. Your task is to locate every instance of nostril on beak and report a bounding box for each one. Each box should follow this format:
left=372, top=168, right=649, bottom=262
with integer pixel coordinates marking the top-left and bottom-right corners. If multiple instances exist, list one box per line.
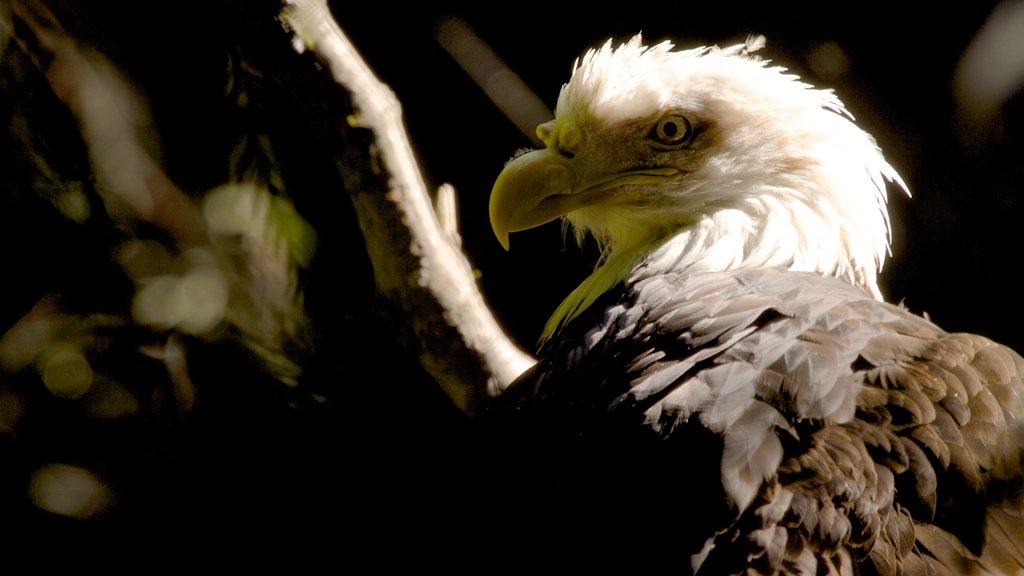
left=536, top=120, right=557, bottom=145
left=558, top=123, right=582, bottom=158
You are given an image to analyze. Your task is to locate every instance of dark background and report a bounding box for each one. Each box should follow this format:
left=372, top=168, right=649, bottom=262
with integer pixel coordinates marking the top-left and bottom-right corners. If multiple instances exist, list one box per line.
left=1, top=0, right=1021, bottom=561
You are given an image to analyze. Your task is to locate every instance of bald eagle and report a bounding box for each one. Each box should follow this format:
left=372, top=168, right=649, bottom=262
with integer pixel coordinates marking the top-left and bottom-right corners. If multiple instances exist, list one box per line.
left=487, top=36, right=1024, bottom=575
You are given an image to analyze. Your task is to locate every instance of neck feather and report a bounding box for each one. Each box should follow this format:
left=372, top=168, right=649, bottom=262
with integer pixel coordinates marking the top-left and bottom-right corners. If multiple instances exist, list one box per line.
left=540, top=184, right=888, bottom=344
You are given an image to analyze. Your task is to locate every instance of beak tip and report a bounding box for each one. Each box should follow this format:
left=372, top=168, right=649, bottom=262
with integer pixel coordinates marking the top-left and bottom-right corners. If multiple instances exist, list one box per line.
left=495, top=229, right=510, bottom=251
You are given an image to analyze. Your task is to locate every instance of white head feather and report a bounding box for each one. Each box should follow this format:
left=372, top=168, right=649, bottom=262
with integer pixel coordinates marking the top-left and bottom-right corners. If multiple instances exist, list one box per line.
left=541, top=35, right=907, bottom=339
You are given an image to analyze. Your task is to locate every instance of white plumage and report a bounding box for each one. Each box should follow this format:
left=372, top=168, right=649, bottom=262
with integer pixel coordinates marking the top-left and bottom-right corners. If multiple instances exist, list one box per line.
left=488, top=34, right=1024, bottom=575
left=493, top=35, right=906, bottom=340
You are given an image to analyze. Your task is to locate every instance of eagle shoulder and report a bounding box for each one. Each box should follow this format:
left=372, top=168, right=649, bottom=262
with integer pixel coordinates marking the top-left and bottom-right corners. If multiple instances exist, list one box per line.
left=490, top=268, right=1024, bottom=575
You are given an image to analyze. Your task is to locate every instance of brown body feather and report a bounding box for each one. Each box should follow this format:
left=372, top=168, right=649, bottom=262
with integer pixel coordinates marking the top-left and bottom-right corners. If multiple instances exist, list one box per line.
left=493, top=268, right=1024, bottom=575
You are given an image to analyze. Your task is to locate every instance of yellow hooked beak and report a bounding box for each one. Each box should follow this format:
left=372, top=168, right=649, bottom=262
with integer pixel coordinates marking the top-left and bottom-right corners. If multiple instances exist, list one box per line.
left=488, top=147, right=683, bottom=249
left=489, top=148, right=578, bottom=250
left=490, top=118, right=685, bottom=249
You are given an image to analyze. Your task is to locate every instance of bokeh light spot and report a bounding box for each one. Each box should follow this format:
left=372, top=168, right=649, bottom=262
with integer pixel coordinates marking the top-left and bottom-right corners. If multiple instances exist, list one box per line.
left=176, top=266, right=229, bottom=334
left=56, top=186, right=91, bottom=223
left=203, top=182, right=266, bottom=236
left=807, top=41, right=849, bottom=82
left=132, top=275, right=182, bottom=329
left=38, top=344, right=93, bottom=399
left=29, top=463, right=113, bottom=520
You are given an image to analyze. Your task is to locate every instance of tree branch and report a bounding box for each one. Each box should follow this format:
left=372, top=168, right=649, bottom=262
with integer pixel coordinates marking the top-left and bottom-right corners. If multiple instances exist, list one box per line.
left=281, top=0, right=535, bottom=415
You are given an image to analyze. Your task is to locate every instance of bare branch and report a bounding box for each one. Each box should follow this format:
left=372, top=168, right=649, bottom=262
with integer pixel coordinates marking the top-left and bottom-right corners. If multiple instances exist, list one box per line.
left=281, top=0, right=535, bottom=415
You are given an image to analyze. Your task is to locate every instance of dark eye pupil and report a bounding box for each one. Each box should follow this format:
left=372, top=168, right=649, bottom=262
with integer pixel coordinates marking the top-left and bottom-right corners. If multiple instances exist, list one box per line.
left=652, top=116, right=691, bottom=146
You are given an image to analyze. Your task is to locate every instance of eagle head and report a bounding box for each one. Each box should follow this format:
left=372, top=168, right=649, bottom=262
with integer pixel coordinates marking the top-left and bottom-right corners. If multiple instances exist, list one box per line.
left=489, top=35, right=908, bottom=341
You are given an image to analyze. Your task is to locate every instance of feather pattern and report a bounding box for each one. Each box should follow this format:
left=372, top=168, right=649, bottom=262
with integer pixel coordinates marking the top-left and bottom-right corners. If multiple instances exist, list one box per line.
left=491, top=269, right=1024, bottom=574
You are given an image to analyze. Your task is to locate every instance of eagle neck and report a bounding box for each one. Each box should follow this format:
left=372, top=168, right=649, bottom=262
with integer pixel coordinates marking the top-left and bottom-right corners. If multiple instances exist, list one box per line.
left=543, top=176, right=890, bottom=343
left=628, top=191, right=884, bottom=298
left=539, top=243, right=647, bottom=345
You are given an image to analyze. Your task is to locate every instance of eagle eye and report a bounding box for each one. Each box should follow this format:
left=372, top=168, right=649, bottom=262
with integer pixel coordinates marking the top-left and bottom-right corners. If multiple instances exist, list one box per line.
left=650, top=115, right=693, bottom=148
